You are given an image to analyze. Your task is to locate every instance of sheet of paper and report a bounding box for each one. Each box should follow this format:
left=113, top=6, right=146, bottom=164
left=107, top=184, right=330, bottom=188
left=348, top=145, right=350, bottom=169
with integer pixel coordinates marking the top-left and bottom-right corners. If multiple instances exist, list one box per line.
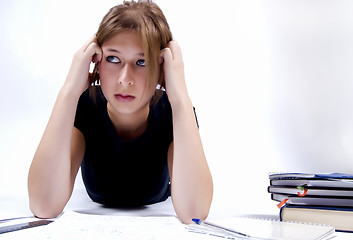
left=209, top=217, right=335, bottom=240
left=0, top=211, right=218, bottom=240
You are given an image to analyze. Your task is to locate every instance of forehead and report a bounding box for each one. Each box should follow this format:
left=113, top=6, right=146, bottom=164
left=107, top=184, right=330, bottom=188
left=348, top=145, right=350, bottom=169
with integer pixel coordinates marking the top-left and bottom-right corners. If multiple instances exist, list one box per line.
left=102, top=30, right=144, bottom=54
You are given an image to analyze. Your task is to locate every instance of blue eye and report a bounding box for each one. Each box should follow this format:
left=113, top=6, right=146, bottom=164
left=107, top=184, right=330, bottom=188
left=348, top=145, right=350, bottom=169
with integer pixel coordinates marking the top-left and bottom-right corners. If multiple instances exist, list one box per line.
left=107, top=56, right=120, bottom=63
left=136, top=59, right=145, bottom=66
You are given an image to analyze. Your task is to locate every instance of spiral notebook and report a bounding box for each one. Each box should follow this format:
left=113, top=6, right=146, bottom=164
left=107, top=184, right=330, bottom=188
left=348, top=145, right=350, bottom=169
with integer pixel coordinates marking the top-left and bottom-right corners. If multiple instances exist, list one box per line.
left=186, top=216, right=335, bottom=240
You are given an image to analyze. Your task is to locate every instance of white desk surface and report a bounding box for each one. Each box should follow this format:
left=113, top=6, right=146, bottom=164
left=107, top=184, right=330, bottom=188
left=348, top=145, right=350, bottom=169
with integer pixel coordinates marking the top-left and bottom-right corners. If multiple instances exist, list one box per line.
left=1, top=173, right=352, bottom=239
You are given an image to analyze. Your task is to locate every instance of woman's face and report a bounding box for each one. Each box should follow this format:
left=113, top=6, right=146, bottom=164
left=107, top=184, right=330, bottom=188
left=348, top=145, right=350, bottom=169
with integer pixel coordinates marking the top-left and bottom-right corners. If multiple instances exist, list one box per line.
left=99, top=30, right=156, bottom=116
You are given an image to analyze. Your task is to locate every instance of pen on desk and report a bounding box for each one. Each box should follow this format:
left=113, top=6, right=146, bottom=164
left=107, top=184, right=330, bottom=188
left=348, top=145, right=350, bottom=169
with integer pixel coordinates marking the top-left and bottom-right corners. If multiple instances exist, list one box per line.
left=192, top=218, right=250, bottom=238
left=0, top=219, right=53, bottom=234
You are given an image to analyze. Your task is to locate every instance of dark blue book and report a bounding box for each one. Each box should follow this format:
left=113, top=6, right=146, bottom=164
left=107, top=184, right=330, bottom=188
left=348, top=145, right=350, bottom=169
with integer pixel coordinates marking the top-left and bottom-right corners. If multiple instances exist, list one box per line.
left=269, top=172, right=353, bottom=180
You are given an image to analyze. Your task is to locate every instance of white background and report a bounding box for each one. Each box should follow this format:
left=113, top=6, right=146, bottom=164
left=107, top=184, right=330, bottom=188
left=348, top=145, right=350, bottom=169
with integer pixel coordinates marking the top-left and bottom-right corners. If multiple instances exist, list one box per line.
left=1, top=0, right=353, bottom=216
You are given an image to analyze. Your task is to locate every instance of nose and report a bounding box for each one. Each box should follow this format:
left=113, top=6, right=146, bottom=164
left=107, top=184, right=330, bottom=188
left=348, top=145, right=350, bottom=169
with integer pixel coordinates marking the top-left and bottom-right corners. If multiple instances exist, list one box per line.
left=119, top=64, right=134, bottom=87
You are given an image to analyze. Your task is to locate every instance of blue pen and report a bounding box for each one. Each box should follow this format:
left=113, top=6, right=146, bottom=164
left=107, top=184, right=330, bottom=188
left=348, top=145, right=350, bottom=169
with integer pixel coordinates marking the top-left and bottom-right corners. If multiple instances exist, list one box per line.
left=192, top=218, right=250, bottom=239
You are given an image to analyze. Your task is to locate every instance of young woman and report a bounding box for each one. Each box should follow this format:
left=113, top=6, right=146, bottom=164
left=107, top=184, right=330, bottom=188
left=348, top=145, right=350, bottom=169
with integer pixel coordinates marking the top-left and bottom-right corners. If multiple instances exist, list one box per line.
left=28, top=0, right=213, bottom=224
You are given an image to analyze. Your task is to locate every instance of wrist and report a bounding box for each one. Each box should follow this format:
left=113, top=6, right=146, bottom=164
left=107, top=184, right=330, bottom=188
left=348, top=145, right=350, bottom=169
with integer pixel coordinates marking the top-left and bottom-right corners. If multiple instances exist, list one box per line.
left=59, top=83, right=85, bottom=102
left=168, top=92, right=193, bottom=114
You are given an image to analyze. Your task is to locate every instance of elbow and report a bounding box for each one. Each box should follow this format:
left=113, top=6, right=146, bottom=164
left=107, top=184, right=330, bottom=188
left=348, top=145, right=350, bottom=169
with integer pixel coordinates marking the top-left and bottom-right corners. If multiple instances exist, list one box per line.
left=173, top=183, right=214, bottom=224
left=176, top=206, right=211, bottom=224
left=29, top=196, right=64, bottom=219
left=173, top=194, right=213, bottom=224
left=29, top=202, right=63, bottom=219
left=27, top=176, right=69, bottom=219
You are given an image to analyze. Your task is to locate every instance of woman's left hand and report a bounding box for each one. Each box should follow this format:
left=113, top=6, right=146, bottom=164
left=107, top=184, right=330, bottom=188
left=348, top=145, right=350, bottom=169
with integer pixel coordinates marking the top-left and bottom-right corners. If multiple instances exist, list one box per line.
left=160, top=41, right=189, bottom=106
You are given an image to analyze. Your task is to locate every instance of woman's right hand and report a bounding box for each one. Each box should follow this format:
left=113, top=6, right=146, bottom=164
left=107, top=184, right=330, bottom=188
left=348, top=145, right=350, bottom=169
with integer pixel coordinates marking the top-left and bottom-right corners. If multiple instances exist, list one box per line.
left=63, top=36, right=102, bottom=96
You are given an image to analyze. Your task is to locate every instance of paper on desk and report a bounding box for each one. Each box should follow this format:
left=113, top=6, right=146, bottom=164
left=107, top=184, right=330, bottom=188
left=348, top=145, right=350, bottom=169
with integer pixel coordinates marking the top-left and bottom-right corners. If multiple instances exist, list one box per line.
left=1, top=210, right=217, bottom=240
left=187, top=217, right=335, bottom=240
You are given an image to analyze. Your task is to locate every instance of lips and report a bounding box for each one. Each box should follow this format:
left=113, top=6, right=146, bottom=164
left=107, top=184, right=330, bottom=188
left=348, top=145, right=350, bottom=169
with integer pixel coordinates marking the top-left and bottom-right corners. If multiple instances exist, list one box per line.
left=115, top=94, right=135, bottom=103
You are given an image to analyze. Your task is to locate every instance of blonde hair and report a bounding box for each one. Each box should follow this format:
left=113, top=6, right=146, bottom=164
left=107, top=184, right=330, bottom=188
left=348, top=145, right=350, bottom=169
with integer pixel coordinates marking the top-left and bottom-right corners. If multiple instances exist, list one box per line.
left=89, top=0, right=173, bottom=104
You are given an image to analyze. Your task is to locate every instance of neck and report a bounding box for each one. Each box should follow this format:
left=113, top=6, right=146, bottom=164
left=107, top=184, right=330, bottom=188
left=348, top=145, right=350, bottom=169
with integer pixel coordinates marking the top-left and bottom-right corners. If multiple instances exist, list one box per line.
left=107, top=103, right=150, bottom=141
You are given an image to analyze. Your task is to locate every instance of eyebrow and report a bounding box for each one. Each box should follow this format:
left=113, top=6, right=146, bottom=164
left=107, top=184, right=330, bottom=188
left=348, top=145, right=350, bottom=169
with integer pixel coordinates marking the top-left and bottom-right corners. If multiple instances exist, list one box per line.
left=105, top=48, right=144, bottom=57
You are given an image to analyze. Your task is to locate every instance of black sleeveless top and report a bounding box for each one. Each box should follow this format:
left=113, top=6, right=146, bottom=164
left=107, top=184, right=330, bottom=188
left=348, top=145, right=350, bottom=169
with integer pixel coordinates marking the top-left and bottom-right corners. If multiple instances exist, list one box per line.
left=74, top=87, right=173, bottom=207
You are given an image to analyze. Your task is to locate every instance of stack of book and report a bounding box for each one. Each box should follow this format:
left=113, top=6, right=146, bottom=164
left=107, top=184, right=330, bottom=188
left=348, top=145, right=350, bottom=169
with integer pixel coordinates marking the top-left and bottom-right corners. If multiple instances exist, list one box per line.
left=268, top=172, right=353, bottom=232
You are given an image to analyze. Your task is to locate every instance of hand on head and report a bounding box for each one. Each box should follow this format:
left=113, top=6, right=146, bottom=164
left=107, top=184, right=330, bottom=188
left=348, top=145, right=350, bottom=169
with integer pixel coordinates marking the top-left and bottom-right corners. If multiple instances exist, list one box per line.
left=64, top=36, right=103, bottom=96
left=160, top=40, right=188, bottom=104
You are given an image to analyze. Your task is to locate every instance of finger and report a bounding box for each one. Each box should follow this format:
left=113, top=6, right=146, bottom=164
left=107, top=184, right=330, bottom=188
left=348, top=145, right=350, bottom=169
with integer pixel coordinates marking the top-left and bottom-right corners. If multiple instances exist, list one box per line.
left=85, top=42, right=102, bottom=63
left=167, top=40, right=182, bottom=60
left=93, top=50, right=103, bottom=63
left=160, top=47, right=173, bottom=63
left=159, top=54, right=164, bottom=64
left=93, top=45, right=103, bottom=63
left=80, top=35, right=97, bottom=52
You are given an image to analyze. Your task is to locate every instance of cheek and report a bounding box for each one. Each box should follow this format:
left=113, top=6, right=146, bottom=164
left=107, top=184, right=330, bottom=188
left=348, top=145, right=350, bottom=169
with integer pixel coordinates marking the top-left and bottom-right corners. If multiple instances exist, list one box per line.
left=133, top=68, right=148, bottom=85
left=98, top=63, right=115, bottom=83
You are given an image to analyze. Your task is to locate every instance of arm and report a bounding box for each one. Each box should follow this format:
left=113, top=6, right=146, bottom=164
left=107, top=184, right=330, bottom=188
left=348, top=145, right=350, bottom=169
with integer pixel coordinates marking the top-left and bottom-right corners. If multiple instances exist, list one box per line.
left=161, top=41, right=213, bottom=224
left=28, top=37, right=102, bottom=218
